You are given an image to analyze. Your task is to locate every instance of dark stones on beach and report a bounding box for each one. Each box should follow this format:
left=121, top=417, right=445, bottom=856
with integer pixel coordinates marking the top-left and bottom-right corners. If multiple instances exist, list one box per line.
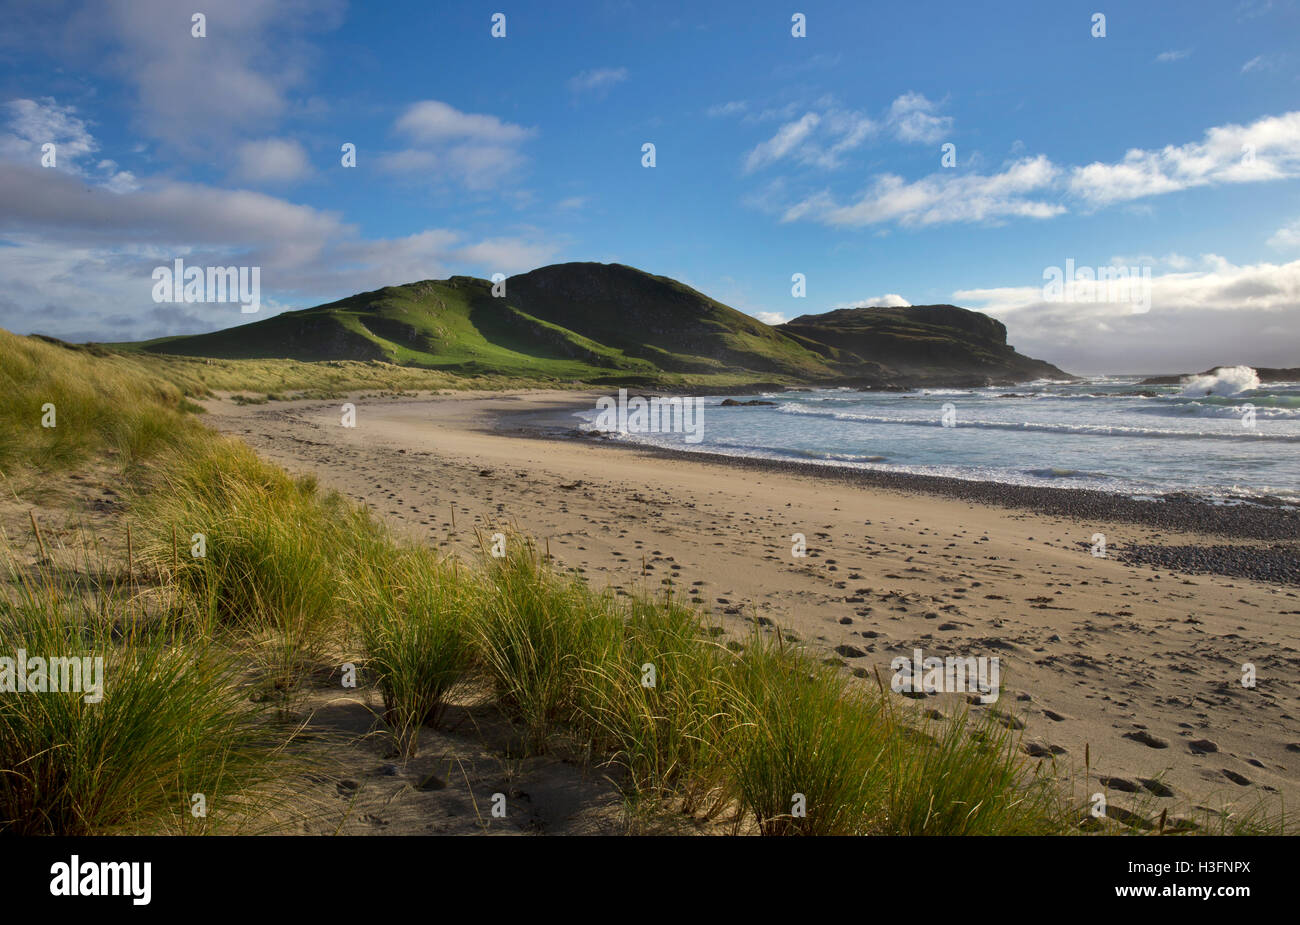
left=719, top=399, right=777, bottom=406
left=1110, top=542, right=1300, bottom=586
left=833, top=644, right=866, bottom=659
left=1188, top=738, right=1219, bottom=754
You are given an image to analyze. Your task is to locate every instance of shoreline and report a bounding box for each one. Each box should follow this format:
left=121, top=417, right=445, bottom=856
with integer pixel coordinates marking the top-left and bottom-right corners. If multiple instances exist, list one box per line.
left=491, top=399, right=1300, bottom=546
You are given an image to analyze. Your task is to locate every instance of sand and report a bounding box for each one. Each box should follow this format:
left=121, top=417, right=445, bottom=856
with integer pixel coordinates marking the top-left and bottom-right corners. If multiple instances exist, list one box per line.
left=202, top=389, right=1300, bottom=824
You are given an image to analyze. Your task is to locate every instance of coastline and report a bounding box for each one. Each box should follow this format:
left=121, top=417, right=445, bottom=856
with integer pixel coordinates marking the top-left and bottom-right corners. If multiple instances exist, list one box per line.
left=198, top=388, right=1300, bottom=816
left=493, top=397, right=1300, bottom=546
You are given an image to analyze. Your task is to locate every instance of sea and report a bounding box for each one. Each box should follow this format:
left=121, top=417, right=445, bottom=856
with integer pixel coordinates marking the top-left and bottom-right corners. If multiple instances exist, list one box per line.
left=571, top=366, right=1300, bottom=504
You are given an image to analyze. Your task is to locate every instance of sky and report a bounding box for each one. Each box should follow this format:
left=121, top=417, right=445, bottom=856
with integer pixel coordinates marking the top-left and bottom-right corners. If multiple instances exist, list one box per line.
left=0, top=0, right=1298, bottom=375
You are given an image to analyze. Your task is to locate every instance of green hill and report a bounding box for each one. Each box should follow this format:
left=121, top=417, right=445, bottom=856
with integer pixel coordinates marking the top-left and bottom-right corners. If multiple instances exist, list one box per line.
left=780, top=305, right=1069, bottom=385
left=123, top=263, right=1069, bottom=388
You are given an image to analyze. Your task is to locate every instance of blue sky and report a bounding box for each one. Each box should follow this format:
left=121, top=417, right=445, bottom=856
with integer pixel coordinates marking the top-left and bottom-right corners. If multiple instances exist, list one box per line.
left=1, top=0, right=1298, bottom=373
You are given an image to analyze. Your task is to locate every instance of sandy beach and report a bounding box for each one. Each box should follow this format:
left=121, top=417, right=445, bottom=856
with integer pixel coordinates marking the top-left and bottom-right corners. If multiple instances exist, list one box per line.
left=203, top=389, right=1300, bottom=820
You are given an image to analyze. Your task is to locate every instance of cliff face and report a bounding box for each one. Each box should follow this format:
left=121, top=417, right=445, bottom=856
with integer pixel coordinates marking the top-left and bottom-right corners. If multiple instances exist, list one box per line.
left=129, top=263, right=1071, bottom=387
left=781, top=304, right=1070, bottom=386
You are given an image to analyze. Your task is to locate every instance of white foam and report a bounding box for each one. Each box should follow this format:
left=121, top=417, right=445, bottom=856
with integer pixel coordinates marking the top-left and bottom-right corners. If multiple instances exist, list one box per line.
left=1180, top=366, right=1260, bottom=397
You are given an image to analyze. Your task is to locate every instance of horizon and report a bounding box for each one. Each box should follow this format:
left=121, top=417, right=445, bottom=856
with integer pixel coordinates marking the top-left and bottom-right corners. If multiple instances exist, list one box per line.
left=2, top=0, right=1299, bottom=375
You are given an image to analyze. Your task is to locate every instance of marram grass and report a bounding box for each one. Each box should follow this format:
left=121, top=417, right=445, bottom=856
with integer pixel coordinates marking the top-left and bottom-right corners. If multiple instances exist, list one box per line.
left=347, top=544, right=477, bottom=758
left=0, top=558, right=290, bottom=835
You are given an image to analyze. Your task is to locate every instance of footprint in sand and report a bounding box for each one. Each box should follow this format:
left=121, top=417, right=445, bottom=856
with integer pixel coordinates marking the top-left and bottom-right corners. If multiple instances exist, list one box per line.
left=1123, top=729, right=1170, bottom=749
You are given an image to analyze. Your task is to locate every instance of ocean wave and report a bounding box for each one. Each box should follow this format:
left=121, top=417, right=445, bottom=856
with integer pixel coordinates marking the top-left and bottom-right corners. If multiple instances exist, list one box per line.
left=591, top=427, right=1296, bottom=500
left=1022, top=467, right=1113, bottom=481
left=1132, top=399, right=1300, bottom=418
left=1179, top=365, right=1260, bottom=397
left=773, top=402, right=1300, bottom=441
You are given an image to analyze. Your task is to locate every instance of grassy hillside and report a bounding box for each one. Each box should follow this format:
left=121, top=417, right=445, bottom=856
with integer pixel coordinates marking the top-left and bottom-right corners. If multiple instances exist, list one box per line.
left=132, top=276, right=652, bottom=381
left=106, top=263, right=1069, bottom=391
left=504, top=263, right=840, bottom=378
left=781, top=305, right=1071, bottom=384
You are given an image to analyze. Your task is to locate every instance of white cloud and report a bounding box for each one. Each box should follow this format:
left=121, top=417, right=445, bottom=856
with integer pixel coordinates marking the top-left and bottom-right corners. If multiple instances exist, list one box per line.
left=1, top=98, right=96, bottom=163
left=568, top=67, right=629, bottom=94
left=1068, top=111, right=1300, bottom=206
left=384, top=100, right=534, bottom=190
left=744, top=101, right=801, bottom=124
left=74, top=0, right=345, bottom=151
left=707, top=101, right=747, bottom=117
left=1155, top=49, right=1191, bottom=63
left=955, top=256, right=1300, bottom=373
left=887, top=92, right=953, bottom=144
left=743, top=109, right=876, bottom=173
left=817, top=111, right=877, bottom=168
left=393, top=100, right=532, bottom=145
left=1269, top=218, right=1300, bottom=250
left=0, top=99, right=137, bottom=191
left=0, top=158, right=559, bottom=341
left=837, top=294, right=911, bottom=308
left=752, top=311, right=787, bottom=325
left=742, top=93, right=948, bottom=175
left=453, top=237, right=558, bottom=275
left=0, top=162, right=342, bottom=262
left=744, top=113, right=821, bottom=173
left=761, top=109, right=1300, bottom=231
left=781, top=155, right=1062, bottom=228
left=1241, top=53, right=1282, bottom=73
left=232, top=138, right=311, bottom=183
